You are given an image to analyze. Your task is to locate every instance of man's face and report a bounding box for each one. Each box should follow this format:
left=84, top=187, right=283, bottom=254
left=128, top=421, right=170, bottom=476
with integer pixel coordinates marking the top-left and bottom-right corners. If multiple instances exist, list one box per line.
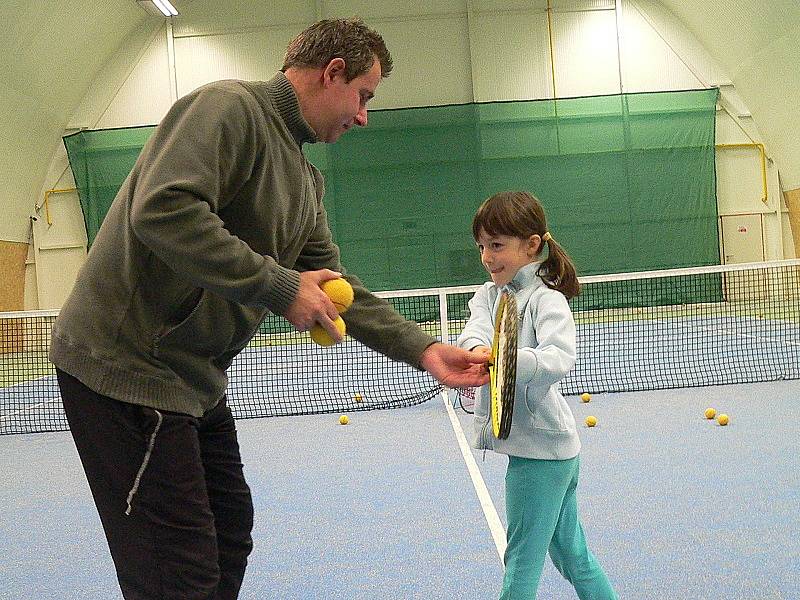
left=317, top=57, right=381, bottom=143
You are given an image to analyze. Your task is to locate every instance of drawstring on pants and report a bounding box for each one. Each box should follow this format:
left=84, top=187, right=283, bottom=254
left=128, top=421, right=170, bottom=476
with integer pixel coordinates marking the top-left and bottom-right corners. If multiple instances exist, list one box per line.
left=125, top=409, right=163, bottom=516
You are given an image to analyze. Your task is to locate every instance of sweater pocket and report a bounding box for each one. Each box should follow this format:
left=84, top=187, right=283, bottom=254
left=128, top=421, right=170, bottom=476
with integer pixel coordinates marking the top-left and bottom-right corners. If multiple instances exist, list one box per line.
left=154, top=289, right=231, bottom=359
left=525, top=385, right=570, bottom=432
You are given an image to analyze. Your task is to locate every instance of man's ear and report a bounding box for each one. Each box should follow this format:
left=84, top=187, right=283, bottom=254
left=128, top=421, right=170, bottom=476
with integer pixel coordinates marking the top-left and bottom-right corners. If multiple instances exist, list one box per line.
left=322, top=57, right=346, bottom=85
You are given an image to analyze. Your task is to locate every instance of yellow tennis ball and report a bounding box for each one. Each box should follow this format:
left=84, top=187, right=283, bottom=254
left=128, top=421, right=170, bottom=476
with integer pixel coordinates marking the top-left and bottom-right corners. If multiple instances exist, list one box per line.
left=717, top=414, right=729, bottom=426
left=580, top=392, right=591, bottom=403
left=310, top=316, right=346, bottom=346
left=585, top=416, right=597, bottom=427
left=321, top=278, right=354, bottom=314
left=704, top=407, right=716, bottom=420
left=339, top=415, right=349, bottom=425
left=354, top=393, right=363, bottom=403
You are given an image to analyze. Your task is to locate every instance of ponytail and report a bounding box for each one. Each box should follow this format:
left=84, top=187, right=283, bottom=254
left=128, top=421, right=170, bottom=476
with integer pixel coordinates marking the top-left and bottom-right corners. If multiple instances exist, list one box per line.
left=539, top=237, right=580, bottom=299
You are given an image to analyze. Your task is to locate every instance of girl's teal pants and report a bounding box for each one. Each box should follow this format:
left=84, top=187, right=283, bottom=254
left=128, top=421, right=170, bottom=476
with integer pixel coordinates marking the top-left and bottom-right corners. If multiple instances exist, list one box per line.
left=500, top=455, right=618, bottom=600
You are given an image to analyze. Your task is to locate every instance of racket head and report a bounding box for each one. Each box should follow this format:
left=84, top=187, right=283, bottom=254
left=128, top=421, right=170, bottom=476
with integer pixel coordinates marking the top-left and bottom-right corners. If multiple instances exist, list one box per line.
left=490, top=291, right=518, bottom=439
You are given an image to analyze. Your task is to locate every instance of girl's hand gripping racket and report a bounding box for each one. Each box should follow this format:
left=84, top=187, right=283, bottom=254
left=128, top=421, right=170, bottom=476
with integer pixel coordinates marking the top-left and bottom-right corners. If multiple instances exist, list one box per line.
left=489, top=291, right=518, bottom=439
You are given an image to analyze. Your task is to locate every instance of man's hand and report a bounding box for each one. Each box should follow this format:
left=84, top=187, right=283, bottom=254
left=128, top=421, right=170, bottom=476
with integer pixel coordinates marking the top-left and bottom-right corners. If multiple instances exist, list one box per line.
left=419, top=343, right=491, bottom=388
left=283, top=269, right=345, bottom=342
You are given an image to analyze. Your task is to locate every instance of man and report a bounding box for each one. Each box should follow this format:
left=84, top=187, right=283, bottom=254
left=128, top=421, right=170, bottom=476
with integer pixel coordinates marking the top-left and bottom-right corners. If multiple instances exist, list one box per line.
left=50, top=17, right=488, bottom=600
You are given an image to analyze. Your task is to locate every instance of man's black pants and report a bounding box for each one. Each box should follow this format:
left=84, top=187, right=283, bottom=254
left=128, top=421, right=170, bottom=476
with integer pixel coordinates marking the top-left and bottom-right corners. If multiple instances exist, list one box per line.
left=57, top=369, right=254, bottom=600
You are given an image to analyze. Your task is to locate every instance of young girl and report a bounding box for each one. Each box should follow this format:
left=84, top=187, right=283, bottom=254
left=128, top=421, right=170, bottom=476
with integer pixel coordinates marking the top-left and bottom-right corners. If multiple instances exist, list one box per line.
left=458, top=191, right=618, bottom=599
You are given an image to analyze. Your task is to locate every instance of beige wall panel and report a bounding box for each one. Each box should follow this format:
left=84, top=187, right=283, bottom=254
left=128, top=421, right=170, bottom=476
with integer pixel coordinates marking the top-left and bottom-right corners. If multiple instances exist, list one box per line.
left=623, top=0, right=727, bottom=90
left=715, top=111, right=759, bottom=145
left=620, top=3, right=704, bottom=92
left=173, top=0, right=316, bottom=37
left=323, top=0, right=467, bottom=20
left=554, top=0, right=615, bottom=10
left=375, top=17, right=474, bottom=108
left=31, top=191, right=87, bottom=310
left=95, top=27, right=174, bottom=128
left=470, top=11, right=553, bottom=102
left=761, top=208, right=788, bottom=261
left=715, top=147, right=765, bottom=214
left=552, top=9, right=620, bottom=97
left=35, top=247, right=86, bottom=310
left=175, top=27, right=298, bottom=98
left=471, top=0, right=547, bottom=11
left=32, top=192, right=88, bottom=252
left=25, top=250, right=38, bottom=311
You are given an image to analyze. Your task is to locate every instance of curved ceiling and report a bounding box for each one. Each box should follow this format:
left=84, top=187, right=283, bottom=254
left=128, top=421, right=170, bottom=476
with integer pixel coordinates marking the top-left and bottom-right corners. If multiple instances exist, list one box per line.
left=0, top=1, right=150, bottom=242
left=1, top=1, right=799, bottom=242
left=658, top=0, right=800, bottom=187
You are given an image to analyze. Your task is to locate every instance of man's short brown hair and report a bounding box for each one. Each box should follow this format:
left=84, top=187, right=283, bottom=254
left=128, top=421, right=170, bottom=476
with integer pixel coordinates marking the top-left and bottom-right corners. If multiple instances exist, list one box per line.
left=282, top=18, right=393, bottom=81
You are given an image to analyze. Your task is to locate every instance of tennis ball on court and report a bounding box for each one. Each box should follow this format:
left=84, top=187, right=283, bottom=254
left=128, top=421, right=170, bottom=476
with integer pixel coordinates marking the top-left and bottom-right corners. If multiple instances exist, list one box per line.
left=585, top=416, right=598, bottom=427
left=580, top=392, right=591, bottom=403
left=310, top=316, right=346, bottom=346
left=339, top=415, right=349, bottom=425
left=704, top=407, right=716, bottom=420
left=321, top=278, right=354, bottom=313
left=717, top=414, right=729, bottom=426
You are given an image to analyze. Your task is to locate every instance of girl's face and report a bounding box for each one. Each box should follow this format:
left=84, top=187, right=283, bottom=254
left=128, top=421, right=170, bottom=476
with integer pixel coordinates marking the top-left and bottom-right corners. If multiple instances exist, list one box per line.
left=476, top=230, right=541, bottom=286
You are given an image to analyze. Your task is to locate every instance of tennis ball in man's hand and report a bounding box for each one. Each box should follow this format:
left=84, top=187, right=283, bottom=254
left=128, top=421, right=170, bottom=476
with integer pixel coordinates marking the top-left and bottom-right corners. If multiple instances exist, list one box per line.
left=585, top=416, right=597, bottom=427
left=580, top=392, right=591, bottom=403
left=310, top=316, right=346, bottom=346
left=339, top=415, right=349, bottom=425
left=704, top=407, right=716, bottom=420
left=717, top=414, right=729, bottom=426
left=321, top=278, right=354, bottom=313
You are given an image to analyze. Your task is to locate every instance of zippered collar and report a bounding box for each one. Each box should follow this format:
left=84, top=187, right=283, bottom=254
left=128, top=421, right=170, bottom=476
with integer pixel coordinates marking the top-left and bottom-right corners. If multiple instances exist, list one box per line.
left=264, top=72, right=317, bottom=147
left=501, top=261, right=544, bottom=294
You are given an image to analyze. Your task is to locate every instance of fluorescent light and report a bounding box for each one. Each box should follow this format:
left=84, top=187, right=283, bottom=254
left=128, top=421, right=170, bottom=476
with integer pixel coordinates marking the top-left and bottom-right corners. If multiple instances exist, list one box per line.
left=151, top=0, right=178, bottom=16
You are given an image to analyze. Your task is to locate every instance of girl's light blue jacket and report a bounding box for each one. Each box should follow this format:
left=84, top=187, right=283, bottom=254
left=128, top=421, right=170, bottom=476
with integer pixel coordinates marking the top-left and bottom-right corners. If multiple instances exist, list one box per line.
left=457, top=261, right=581, bottom=460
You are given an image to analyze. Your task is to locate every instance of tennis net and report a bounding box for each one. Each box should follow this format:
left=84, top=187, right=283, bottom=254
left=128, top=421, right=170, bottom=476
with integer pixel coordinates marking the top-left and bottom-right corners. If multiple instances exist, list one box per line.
left=2, top=259, right=798, bottom=435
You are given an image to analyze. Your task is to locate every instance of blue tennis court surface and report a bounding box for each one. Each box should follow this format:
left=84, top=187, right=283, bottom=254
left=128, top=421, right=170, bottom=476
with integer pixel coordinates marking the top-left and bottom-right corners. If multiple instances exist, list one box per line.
left=2, top=379, right=798, bottom=599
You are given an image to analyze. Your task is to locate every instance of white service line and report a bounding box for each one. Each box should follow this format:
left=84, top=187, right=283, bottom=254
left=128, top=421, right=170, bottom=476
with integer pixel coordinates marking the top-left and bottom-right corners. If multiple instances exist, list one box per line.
left=0, top=399, right=59, bottom=421
left=712, top=327, right=800, bottom=346
left=441, top=391, right=506, bottom=562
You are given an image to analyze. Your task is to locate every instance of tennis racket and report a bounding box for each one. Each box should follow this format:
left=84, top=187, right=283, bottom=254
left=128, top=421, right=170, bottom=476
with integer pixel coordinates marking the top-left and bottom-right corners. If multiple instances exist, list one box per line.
left=489, top=291, right=518, bottom=439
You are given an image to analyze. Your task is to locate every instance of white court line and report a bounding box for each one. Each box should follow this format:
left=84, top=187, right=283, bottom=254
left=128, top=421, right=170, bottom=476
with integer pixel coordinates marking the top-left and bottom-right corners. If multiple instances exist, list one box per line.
left=0, top=398, right=61, bottom=421
left=441, top=391, right=506, bottom=563
left=711, top=327, right=800, bottom=346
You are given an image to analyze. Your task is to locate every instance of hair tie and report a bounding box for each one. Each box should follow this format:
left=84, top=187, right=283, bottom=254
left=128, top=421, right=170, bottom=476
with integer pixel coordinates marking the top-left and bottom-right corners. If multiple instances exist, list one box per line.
left=542, top=232, right=552, bottom=242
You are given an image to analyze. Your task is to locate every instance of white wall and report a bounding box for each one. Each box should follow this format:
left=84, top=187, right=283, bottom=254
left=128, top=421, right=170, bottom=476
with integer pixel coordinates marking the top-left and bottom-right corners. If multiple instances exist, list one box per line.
left=26, top=0, right=795, bottom=308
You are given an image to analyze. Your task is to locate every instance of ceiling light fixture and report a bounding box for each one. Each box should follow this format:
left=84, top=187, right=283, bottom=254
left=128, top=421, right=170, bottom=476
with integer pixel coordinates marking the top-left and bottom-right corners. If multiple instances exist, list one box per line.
left=151, top=0, right=178, bottom=17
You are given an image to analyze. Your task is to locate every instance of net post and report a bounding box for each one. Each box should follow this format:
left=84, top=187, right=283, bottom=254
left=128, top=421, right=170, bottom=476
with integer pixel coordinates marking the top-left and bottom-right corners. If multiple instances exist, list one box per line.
left=438, top=290, right=450, bottom=344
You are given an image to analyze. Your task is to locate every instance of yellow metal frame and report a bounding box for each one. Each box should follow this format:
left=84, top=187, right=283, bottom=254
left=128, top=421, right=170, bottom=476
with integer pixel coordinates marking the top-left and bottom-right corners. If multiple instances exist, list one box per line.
left=41, top=188, right=77, bottom=225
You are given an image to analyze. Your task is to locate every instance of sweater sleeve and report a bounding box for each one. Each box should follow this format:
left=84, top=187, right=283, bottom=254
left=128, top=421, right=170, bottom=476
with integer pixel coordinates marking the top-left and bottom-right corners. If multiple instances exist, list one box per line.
left=293, top=188, right=436, bottom=368
left=457, top=285, right=495, bottom=351
left=128, top=85, right=298, bottom=313
left=516, top=291, right=576, bottom=386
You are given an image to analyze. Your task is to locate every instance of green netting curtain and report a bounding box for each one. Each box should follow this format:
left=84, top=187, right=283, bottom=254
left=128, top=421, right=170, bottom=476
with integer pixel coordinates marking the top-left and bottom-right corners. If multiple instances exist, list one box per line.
left=63, top=88, right=719, bottom=290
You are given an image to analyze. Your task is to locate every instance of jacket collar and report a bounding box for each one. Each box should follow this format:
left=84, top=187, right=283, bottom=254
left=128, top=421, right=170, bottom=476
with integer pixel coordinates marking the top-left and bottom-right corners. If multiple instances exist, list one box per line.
left=265, top=72, right=317, bottom=146
left=503, top=261, right=543, bottom=293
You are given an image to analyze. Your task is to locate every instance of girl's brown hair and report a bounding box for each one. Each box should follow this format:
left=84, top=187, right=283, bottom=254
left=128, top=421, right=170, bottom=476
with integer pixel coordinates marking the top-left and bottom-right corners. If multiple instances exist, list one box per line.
left=472, top=191, right=580, bottom=299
